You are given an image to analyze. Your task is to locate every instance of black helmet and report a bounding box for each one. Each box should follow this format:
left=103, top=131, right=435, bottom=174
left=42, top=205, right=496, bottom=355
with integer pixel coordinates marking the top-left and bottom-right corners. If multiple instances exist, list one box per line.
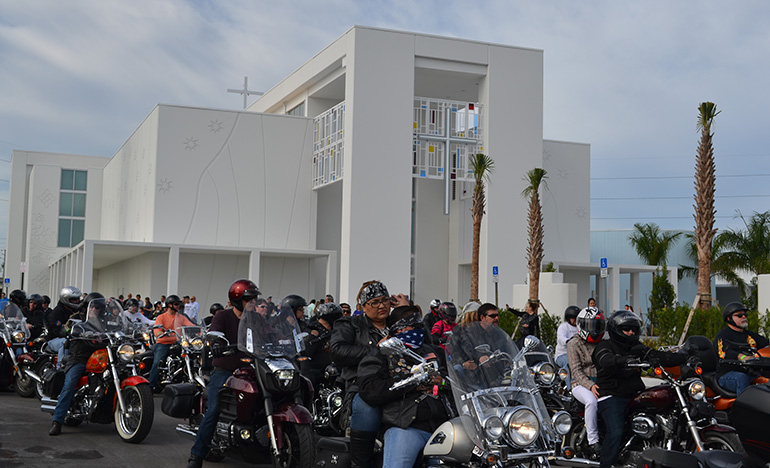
left=60, top=286, right=82, bottom=309
left=228, top=279, right=260, bottom=311
left=165, top=294, right=183, bottom=308
left=28, top=293, right=44, bottom=309
left=564, top=305, right=580, bottom=321
left=210, top=303, right=225, bottom=315
left=9, top=290, right=26, bottom=308
left=125, top=298, right=140, bottom=309
left=42, top=295, right=51, bottom=306
left=607, top=310, right=642, bottom=346
left=281, top=295, right=308, bottom=315
left=81, top=292, right=105, bottom=313
left=722, top=302, right=748, bottom=325
left=438, top=302, right=458, bottom=323
left=315, top=302, right=343, bottom=323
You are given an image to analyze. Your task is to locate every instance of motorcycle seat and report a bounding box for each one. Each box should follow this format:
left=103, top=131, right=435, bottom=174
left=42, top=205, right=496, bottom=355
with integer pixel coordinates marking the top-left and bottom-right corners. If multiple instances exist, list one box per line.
left=700, top=371, right=737, bottom=399
left=692, top=449, right=744, bottom=468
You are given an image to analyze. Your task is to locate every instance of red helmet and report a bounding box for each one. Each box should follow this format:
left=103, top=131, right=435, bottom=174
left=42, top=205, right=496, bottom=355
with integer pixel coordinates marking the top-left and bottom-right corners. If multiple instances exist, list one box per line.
left=228, top=279, right=260, bottom=311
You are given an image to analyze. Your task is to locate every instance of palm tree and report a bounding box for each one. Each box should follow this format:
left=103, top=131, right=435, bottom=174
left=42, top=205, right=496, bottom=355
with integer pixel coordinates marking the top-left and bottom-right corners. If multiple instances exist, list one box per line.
left=469, top=153, right=494, bottom=302
left=521, top=168, right=547, bottom=306
left=679, top=232, right=748, bottom=299
left=717, top=211, right=770, bottom=295
left=628, top=223, right=682, bottom=270
left=693, top=101, right=720, bottom=309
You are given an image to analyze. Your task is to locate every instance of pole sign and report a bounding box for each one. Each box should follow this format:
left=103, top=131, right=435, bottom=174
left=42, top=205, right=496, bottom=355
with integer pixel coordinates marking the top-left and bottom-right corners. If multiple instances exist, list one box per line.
left=492, top=265, right=499, bottom=283
left=600, top=258, right=608, bottom=278
left=3, top=278, right=9, bottom=284
left=20, top=262, right=27, bottom=273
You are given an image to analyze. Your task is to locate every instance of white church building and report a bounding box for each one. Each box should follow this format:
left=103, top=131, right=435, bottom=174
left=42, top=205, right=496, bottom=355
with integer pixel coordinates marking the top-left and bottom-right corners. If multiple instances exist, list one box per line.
left=6, top=26, right=595, bottom=314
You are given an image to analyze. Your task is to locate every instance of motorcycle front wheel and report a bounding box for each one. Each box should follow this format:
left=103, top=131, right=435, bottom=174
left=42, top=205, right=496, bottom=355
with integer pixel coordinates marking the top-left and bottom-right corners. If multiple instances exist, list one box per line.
left=14, top=362, right=35, bottom=398
left=272, top=423, right=314, bottom=468
left=114, top=383, right=154, bottom=443
left=698, top=430, right=744, bottom=453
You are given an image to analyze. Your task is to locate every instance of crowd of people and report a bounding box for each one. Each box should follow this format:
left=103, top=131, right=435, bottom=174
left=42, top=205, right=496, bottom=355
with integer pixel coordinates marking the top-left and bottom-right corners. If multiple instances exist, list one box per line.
left=2, top=281, right=767, bottom=468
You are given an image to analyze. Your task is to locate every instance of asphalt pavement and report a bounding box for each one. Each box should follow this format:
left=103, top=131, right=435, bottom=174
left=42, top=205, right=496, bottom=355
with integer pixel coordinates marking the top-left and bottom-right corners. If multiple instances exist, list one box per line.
left=0, top=389, right=259, bottom=468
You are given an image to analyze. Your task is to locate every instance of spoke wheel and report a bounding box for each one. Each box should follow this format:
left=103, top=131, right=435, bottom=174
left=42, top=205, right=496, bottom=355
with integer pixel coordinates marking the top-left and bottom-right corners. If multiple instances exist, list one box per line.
left=271, top=423, right=314, bottom=468
left=114, top=383, right=154, bottom=443
left=14, top=363, right=35, bottom=397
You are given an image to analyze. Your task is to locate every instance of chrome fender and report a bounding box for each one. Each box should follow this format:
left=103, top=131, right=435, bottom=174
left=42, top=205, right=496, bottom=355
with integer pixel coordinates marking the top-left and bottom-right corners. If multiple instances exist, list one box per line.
left=423, top=416, right=475, bottom=463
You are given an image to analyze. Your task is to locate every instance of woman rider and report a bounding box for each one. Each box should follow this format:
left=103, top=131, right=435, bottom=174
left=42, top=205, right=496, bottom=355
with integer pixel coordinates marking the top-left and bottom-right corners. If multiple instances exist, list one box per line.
left=330, top=280, right=409, bottom=468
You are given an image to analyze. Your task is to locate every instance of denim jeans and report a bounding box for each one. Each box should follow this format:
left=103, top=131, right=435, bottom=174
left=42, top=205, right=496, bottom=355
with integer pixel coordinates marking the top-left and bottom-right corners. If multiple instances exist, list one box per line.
left=597, top=395, right=631, bottom=468
left=382, top=427, right=432, bottom=468
left=350, top=393, right=382, bottom=432
left=149, top=342, right=171, bottom=388
left=191, top=369, right=232, bottom=459
left=719, top=371, right=752, bottom=396
left=52, top=362, right=86, bottom=424
left=46, top=337, right=68, bottom=369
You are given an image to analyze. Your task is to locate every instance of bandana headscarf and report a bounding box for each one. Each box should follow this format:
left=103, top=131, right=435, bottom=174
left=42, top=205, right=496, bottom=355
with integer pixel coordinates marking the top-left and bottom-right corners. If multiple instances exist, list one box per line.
left=395, top=329, right=426, bottom=349
left=359, top=281, right=389, bottom=306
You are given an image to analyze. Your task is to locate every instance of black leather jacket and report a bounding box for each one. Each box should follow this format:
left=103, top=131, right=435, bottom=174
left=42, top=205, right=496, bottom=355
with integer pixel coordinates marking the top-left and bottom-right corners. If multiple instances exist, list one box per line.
left=330, top=314, right=388, bottom=393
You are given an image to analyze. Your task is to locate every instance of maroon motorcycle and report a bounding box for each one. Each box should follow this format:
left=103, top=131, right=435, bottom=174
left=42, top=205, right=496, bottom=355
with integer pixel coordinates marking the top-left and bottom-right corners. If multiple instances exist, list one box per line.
left=165, top=304, right=314, bottom=468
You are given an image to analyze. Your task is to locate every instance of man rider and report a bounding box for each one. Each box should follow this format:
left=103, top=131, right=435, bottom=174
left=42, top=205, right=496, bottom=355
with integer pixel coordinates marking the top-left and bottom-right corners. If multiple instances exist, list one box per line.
left=25, top=293, right=47, bottom=339
left=282, top=294, right=309, bottom=332
left=47, top=286, right=83, bottom=368
left=593, top=310, right=688, bottom=468
left=300, top=302, right=344, bottom=388
left=149, top=294, right=194, bottom=392
left=422, top=298, right=442, bottom=333
left=714, top=302, right=770, bottom=396
left=49, top=292, right=108, bottom=436
left=123, top=298, right=154, bottom=325
left=187, top=279, right=259, bottom=468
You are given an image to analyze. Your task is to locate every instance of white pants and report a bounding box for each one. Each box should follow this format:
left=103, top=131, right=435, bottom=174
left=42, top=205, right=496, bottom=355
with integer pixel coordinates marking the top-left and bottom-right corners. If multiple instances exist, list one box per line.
left=572, top=385, right=600, bottom=445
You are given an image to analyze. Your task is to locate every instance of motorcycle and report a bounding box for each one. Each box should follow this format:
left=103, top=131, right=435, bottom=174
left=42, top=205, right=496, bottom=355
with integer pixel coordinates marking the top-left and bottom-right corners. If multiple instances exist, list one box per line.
left=423, top=326, right=573, bottom=468
left=522, top=341, right=573, bottom=413
left=310, top=362, right=345, bottom=436
left=1, top=302, right=36, bottom=397
left=38, top=298, right=155, bottom=443
left=167, top=303, right=315, bottom=468
left=638, top=383, right=770, bottom=468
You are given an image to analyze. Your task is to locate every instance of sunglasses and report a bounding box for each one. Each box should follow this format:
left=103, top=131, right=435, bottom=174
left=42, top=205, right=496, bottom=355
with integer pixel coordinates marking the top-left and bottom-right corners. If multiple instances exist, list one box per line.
left=733, top=313, right=747, bottom=319
left=485, top=313, right=499, bottom=319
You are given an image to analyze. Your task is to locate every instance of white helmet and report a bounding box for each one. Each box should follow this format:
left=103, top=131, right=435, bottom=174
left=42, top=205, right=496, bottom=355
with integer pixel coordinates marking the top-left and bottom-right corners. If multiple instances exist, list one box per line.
left=429, top=299, right=441, bottom=310
left=576, top=307, right=606, bottom=344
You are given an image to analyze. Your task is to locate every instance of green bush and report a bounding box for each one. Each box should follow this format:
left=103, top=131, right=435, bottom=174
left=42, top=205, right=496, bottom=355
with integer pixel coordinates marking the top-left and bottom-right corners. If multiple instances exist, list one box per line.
left=648, top=303, right=770, bottom=347
left=500, top=308, right=559, bottom=349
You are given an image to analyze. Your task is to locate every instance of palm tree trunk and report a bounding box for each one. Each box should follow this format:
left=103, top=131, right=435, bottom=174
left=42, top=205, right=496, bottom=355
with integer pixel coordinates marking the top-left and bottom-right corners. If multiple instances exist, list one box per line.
left=471, top=213, right=481, bottom=301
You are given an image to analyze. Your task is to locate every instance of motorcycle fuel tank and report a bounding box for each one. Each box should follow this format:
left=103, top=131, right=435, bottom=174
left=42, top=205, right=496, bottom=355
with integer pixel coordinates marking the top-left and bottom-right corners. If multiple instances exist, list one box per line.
left=423, top=416, right=475, bottom=464
left=629, top=384, right=675, bottom=413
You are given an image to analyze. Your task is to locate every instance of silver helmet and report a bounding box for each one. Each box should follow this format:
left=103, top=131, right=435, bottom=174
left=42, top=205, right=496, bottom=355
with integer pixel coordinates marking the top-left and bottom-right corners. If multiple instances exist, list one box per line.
left=60, top=286, right=83, bottom=309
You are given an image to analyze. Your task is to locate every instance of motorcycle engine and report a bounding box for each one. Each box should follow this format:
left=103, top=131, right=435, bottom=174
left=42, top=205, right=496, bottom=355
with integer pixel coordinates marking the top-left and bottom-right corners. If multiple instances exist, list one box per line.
left=630, top=414, right=657, bottom=439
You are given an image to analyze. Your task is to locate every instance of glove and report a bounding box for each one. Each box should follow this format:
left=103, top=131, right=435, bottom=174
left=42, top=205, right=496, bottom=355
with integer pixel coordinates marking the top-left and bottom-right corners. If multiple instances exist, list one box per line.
left=624, top=357, right=642, bottom=367
left=210, top=345, right=230, bottom=358
left=630, top=344, right=649, bottom=359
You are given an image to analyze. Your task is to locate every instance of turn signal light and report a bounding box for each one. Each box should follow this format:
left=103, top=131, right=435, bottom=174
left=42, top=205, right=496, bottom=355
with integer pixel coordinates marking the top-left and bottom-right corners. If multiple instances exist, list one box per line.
left=654, top=367, right=662, bottom=376
left=486, top=454, right=498, bottom=464
left=695, top=366, right=702, bottom=375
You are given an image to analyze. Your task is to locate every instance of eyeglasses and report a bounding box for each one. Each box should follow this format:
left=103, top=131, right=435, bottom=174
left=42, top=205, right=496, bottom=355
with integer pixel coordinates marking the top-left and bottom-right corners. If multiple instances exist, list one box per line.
left=485, top=313, right=499, bottom=319
left=733, top=313, right=748, bottom=319
left=366, top=298, right=392, bottom=309
left=256, top=305, right=267, bottom=309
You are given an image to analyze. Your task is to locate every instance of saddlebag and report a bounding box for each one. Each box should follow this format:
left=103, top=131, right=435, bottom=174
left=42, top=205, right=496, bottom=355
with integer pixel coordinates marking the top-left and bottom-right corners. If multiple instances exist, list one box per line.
left=162, top=383, right=197, bottom=418
left=42, top=368, right=66, bottom=399
left=314, top=436, right=351, bottom=468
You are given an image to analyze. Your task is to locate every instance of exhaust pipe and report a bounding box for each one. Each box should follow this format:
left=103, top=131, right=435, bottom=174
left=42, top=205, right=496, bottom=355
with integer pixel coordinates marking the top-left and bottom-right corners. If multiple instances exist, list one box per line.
left=25, top=369, right=42, bottom=383
left=41, top=397, right=58, bottom=414
left=176, top=423, right=197, bottom=437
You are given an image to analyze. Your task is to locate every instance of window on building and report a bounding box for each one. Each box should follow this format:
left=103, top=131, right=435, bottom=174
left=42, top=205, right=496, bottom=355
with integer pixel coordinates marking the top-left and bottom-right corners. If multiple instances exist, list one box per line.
left=58, top=169, right=87, bottom=247
left=287, top=101, right=305, bottom=116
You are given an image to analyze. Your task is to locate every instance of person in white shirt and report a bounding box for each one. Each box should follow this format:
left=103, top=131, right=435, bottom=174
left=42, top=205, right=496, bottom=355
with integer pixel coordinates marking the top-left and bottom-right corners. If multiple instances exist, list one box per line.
left=183, top=295, right=199, bottom=324
left=189, top=296, right=200, bottom=321
left=123, top=298, right=154, bottom=325
left=555, top=306, right=580, bottom=375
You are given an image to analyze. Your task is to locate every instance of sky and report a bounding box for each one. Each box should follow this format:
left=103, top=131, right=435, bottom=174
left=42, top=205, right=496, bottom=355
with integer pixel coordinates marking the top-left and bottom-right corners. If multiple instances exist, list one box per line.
left=2, top=0, right=770, bottom=254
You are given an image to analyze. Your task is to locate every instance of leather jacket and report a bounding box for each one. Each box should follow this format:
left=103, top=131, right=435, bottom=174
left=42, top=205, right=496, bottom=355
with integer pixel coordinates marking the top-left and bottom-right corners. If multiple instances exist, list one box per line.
left=330, top=314, right=388, bottom=393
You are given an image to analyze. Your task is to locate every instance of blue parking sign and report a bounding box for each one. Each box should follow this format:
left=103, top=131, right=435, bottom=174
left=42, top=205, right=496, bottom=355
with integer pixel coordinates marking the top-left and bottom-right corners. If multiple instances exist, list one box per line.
left=492, top=266, right=499, bottom=276
left=600, top=258, right=607, bottom=269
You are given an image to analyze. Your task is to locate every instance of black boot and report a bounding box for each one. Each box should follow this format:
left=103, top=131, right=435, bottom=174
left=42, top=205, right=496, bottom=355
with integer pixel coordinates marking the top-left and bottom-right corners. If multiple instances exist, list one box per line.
left=349, top=429, right=377, bottom=468
left=186, top=455, right=203, bottom=468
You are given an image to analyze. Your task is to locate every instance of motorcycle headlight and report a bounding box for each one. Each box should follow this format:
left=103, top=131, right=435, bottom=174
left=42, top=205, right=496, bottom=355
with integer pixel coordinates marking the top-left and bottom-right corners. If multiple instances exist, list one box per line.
left=483, top=416, right=505, bottom=440
left=551, top=411, right=572, bottom=436
left=276, top=369, right=296, bottom=387
left=331, top=394, right=343, bottom=408
left=118, top=344, right=135, bottom=362
left=12, top=331, right=26, bottom=343
left=688, top=379, right=706, bottom=401
left=190, top=337, right=204, bottom=351
left=505, top=407, right=540, bottom=447
left=558, top=367, right=569, bottom=381
left=142, top=331, right=151, bottom=342
left=533, top=362, right=555, bottom=385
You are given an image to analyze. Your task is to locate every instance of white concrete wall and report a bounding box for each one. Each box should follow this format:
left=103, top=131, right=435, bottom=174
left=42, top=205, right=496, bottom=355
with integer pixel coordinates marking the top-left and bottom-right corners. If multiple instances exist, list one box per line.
left=315, top=181, right=343, bottom=301
left=759, top=274, right=770, bottom=315
left=413, top=178, right=450, bottom=309
left=93, top=251, right=167, bottom=300
left=178, top=251, right=250, bottom=320
left=259, top=256, right=315, bottom=304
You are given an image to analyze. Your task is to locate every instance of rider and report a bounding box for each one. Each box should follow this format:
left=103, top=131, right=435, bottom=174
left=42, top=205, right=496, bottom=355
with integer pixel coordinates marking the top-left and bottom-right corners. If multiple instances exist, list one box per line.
left=555, top=305, right=580, bottom=371
left=122, top=298, right=153, bottom=325
left=430, top=301, right=458, bottom=351
left=47, top=286, right=83, bottom=368
left=149, top=294, right=194, bottom=393
left=203, top=302, right=224, bottom=327
left=300, top=302, right=344, bottom=388
left=566, top=307, right=606, bottom=458
left=422, top=298, right=442, bottom=335
left=714, top=301, right=770, bottom=395
left=593, top=310, right=688, bottom=468
left=49, top=292, right=108, bottom=436
left=187, top=279, right=259, bottom=468
left=358, top=305, right=451, bottom=468
left=25, top=293, right=47, bottom=339
left=282, top=294, right=309, bottom=332
left=452, top=303, right=506, bottom=371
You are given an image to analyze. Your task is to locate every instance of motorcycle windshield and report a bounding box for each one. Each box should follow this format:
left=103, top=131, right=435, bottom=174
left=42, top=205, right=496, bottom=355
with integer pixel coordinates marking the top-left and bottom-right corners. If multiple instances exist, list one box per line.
left=71, top=298, right=128, bottom=336
left=1, top=302, right=29, bottom=341
left=238, top=300, right=304, bottom=359
left=174, top=313, right=204, bottom=345
left=446, top=323, right=556, bottom=448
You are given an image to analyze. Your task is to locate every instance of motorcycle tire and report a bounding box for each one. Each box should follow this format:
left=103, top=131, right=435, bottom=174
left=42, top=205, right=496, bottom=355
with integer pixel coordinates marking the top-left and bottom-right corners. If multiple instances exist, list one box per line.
left=34, top=359, right=56, bottom=400
left=14, top=363, right=35, bottom=398
left=698, top=431, right=744, bottom=453
left=272, top=423, right=314, bottom=468
left=114, top=383, right=154, bottom=444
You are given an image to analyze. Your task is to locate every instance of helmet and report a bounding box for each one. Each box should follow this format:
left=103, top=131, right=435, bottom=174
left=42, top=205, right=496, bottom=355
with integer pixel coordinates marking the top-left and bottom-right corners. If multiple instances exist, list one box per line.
left=210, top=303, right=225, bottom=315
left=281, top=294, right=308, bottom=315
left=81, top=292, right=105, bottom=313
left=165, top=294, right=183, bottom=308
left=28, top=293, right=44, bottom=309
left=9, top=290, right=27, bottom=308
left=60, top=286, right=82, bottom=309
left=429, top=299, right=441, bottom=310
left=607, top=310, right=642, bottom=346
left=722, top=302, right=748, bottom=325
left=42, top=295, right=51, bottom=305
left=125, top=298, right=140, bottom=309
left=564, top=305, right=580, bottom=321
left=316, top=302, right=343, bottom=323
left=228, top=279, right=260, bottom=311
left=576, top=307, right=606, bottom=343
left=438, top=302, right=458, bottom=323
